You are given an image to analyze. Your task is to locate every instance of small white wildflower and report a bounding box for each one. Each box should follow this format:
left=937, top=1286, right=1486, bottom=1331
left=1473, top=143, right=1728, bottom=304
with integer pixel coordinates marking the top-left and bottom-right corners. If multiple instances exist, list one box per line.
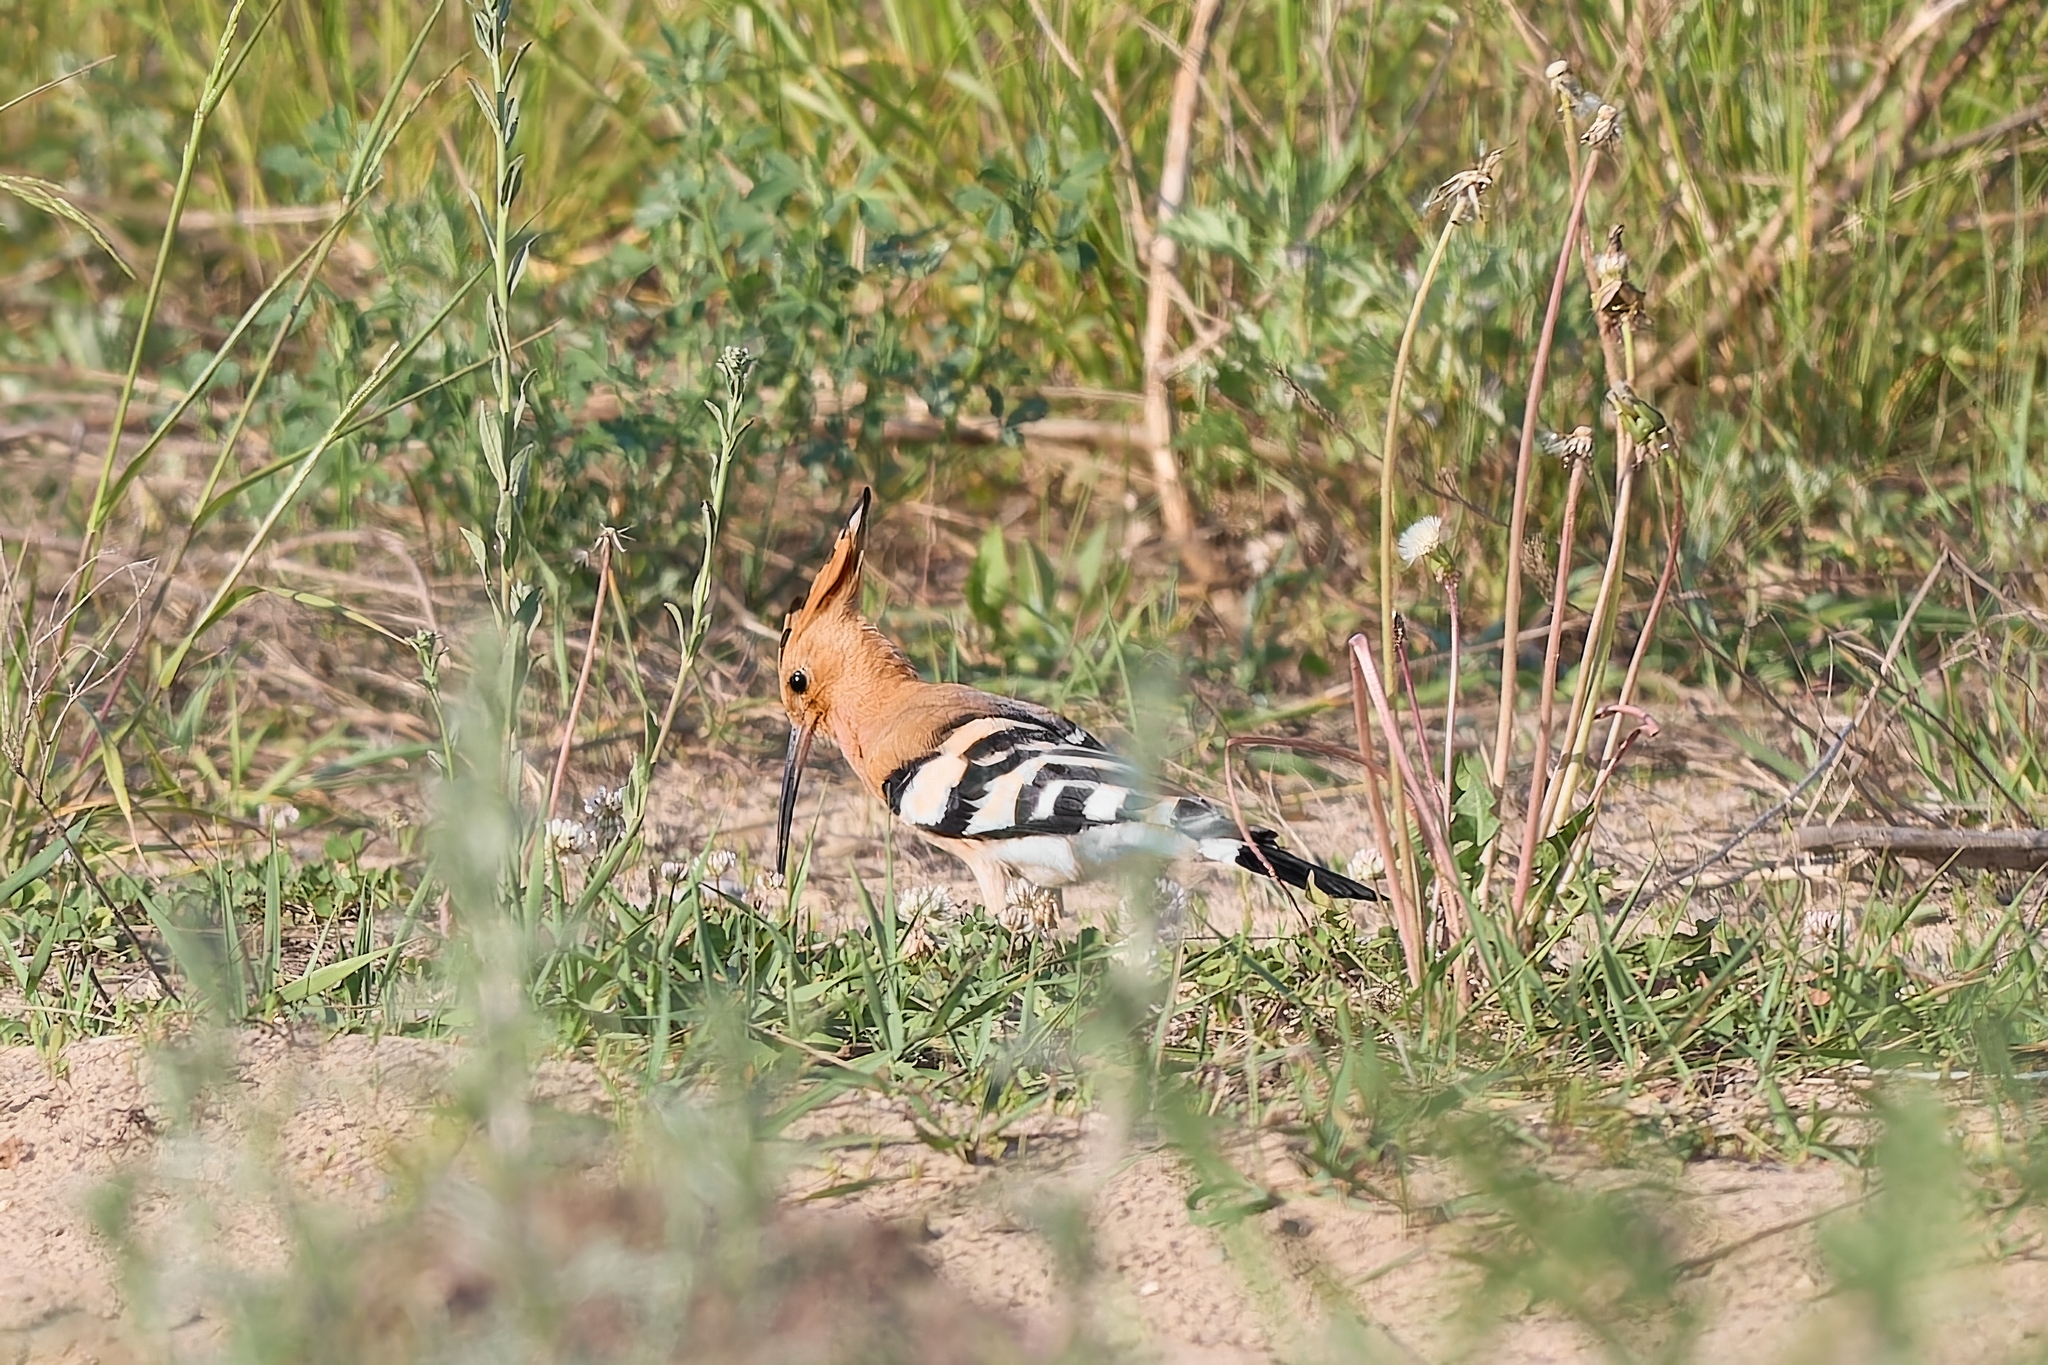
left=1397, top=515, right=1446, bottom=567
left=747, top=870, right=788, bottom=912
left=547, top=818, right=591, bottom=855
left=581, top=786, right=627, bottom=850
left=658, top=860, right=688, bottom=881
left=1345, top=846, right=1386, bottom=882
left=259, top=802, right=300, bottom=834
left=898, top=883, right=957, bottom=921
left=702, top=848, right=739, bottom=877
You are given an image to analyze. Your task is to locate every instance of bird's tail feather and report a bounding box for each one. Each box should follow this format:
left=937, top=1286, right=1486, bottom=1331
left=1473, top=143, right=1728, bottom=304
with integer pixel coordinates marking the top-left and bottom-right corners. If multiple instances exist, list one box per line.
left=1213, top=829, right=1380, bottom=901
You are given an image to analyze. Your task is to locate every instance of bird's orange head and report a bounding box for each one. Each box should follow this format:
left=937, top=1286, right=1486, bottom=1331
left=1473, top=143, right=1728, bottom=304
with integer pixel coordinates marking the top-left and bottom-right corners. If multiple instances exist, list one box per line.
left=775, top=488, right=917, bottom=874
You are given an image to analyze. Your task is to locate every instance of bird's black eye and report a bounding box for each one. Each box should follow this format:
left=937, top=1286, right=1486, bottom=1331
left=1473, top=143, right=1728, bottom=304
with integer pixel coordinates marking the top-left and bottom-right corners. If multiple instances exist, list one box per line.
left=787, top=669, right=809, bottom=696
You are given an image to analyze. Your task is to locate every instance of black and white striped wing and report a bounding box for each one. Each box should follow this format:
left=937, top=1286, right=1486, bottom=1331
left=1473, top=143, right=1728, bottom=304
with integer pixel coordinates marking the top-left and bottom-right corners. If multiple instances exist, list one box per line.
left=881, top=709, right=1154, bottom=839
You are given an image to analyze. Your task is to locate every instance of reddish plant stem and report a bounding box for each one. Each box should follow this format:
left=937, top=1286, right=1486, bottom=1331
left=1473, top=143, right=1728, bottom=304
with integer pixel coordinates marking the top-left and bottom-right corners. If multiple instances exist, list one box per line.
left=1477, top=144, right=1602, bottom=913
left=1441, top=574, right=1462, bottom=826
left=1394, top=618, right=1445, bottom=818
left=1350, top=635, right=1466, bottom=948
left=1350, top=649, right=1424, bottom=988
left=545, top=535, right=616, bottom=827
left=1510, top=455, right=1590, bottom=935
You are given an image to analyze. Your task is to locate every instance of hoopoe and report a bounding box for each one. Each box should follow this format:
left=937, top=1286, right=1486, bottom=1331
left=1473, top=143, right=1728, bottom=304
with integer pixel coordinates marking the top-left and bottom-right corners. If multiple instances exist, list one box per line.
left=774, top=489, right=1380, bottom=920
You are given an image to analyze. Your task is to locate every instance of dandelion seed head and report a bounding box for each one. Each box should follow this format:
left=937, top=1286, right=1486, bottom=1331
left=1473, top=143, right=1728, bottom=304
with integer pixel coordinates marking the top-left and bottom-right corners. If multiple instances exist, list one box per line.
left=1397, top=515, right=1447, bottom=566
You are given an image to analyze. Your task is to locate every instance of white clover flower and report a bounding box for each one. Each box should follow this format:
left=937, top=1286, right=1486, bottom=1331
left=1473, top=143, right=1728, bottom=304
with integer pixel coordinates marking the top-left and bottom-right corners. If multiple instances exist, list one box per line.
left=1345, top=846, right=1386, bottom=882
left=1397, top=516, right=1446, bottom=567
left=702, top=848, right=739, bottom=877
left=259, top=802, right=300, bottom=834
left=546, top=818, right=591, bottom=855
left=898, top=883, right=957, bottom=921
left=658, top=860, right=687, bottom=882
left=581, top=786, right=626, bottom=850
left=747, top=870, right=789, bottom=912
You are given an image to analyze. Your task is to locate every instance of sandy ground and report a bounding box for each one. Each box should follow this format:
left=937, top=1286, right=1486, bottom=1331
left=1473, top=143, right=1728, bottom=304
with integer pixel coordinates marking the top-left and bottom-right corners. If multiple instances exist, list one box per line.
left=3, top=1032, right=2046, bottom=1365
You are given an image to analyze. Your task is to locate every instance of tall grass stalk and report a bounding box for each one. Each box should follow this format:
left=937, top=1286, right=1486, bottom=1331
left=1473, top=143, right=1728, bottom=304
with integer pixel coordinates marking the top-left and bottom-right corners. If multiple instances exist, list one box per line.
left=154, top=272, right=487, bottom=694
left=651, top=347, right=754, bottom=766
left=74, top=0, right=272, bottom=588
left=471, top=0, right=536, bottom=627
left=90, top=18, right=445, bottom=725
left=1350, top=633, right=1469, bottom=996
left=544, top=529, right=621, bottom=826
left=1377, top=206, right=1461, bottom=907
left=1346, top=655, right=1423, bottom=989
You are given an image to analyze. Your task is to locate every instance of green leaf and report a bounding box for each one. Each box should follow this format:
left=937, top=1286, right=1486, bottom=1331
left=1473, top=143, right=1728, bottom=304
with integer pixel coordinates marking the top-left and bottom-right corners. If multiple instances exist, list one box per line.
left=0, top=832, right=75, bottom=908
left=1160, top=204, right=1249, bottom=262
left=277, top=947, right=389, bottom=1004
left=964, top=523, right=1010, bottom=630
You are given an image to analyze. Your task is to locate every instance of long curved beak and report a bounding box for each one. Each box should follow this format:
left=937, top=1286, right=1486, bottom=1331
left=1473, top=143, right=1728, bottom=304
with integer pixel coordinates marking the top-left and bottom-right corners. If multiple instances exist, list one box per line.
left=777, top=720, right=817, bottom=878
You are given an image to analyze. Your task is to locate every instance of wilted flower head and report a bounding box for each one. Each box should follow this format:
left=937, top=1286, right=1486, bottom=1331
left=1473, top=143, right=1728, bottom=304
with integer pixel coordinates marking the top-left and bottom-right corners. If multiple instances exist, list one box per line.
left=1397, top=515, right=1446, bottom=566
left=581, top=786, right=626, bottom=850
left=1546, top=58, right=1607, bottom=121
left=1608, top=384, right=1675, bottom=460
left=1425, top=147, right=1507, bottom=225
left=1593, top=224, right=1650, bottom=327
left=1539, top=425, right=1597, bottom=465
left=746, top=870, right=790, bottom=916
left=1581, top=103, right=1625, bottom=148
left=1594, top=224, right=1630, bottom=285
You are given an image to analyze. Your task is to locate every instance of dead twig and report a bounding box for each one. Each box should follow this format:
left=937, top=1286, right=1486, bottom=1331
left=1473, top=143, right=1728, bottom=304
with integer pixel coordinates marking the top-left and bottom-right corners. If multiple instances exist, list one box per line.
left=1795, top=824, right=2048, bottom=871
left=1139, top=0, right=1228, bottom=586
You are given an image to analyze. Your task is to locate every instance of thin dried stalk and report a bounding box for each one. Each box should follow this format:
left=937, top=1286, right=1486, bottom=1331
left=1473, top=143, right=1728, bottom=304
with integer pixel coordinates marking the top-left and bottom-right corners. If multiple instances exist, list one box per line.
left=1139, top=0, right=1227, bottom=585
left=1509, top=452, right=1590, bottom=932
left=545, top=530, right=620, bottom=826
left=1348, top=651, right=1424, bottom=988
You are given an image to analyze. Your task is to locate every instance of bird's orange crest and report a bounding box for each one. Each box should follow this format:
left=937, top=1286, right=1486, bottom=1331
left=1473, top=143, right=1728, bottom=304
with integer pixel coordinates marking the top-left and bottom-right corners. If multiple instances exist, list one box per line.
left=782, top=487, right=871, bottom=651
